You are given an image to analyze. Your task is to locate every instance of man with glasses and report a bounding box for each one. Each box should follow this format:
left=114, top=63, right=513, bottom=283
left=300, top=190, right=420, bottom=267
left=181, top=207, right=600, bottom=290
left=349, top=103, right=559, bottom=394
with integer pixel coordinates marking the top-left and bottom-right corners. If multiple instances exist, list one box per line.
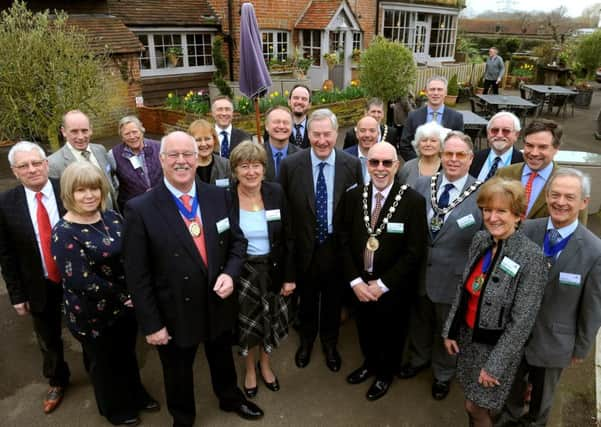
left=123, top=131, right=264, bottom=426
left=469, top=112, right=524, bottom=181
left=340, top=142, right=428, bottom=401
left=400, top=131, right=483, bottom=401
left=212, top=96, right=251, bottom=158
left=0, top=141, right=71, bottom=414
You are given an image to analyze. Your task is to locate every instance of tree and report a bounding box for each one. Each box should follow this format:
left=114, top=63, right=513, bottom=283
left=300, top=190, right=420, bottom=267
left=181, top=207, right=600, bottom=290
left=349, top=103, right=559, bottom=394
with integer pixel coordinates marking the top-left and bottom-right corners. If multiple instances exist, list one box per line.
left=0, top=1, right=117, bottom=148
left=580, top=3, right=601, bottom=27
left=575, top=30, right=601, bottom=79
left=359, top=36, right=416, bottom=117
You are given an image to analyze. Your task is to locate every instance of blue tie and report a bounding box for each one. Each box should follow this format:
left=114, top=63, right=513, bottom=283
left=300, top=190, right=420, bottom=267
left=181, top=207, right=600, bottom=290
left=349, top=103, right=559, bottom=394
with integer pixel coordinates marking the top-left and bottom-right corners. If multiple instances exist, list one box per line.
left=485, top=156, right=502, bottom=181
left=431, top=183, right=454, bottom=237
left=315, top=162, right=328, bottom=244
left=220, top=131, right=230, bottom=158
left=274, top=152, right=283, bottom=177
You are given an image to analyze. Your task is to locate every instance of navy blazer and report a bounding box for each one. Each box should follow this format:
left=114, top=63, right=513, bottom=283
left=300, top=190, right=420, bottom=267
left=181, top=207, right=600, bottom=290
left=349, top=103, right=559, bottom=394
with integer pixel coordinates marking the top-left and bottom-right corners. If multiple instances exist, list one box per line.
left=123, top=179, right=246, bottom=346
left=262, top=125, right=310, bottom=150
left=343, top=125, right=399, bottom=150
left=0, top=179, right=65, bottom=311
left=263, top=140, right=300, bottom=182
left=469, top=148, right=524, bottom=178
left=226, top=127, right=252, bottom=154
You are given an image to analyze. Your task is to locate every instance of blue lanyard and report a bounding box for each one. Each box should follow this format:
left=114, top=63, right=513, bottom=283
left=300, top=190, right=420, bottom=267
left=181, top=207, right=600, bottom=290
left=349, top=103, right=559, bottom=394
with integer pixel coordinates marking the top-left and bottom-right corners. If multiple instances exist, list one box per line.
left=172, top=194, right=198, bottom=221
left=543, top=232, right=572, bottom=259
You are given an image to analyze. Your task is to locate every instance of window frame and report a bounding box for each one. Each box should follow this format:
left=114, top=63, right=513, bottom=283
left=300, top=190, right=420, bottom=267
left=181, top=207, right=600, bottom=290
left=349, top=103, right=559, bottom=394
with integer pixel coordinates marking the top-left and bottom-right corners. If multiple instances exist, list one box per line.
left=261, top=30, right=291, bottom=64
left=300, top=29, right=322, bottom=67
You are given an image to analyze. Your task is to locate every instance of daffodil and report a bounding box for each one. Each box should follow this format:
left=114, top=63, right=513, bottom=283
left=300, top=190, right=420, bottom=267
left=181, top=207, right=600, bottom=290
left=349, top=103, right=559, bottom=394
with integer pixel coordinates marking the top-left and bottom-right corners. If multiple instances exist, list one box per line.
left=168, top=93, right=173, bottom=99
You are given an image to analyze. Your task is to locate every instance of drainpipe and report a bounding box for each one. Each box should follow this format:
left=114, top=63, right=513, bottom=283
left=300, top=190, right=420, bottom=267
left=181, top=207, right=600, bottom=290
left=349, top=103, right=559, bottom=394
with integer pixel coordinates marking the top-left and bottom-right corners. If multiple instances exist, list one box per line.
left=375, top=0, right=381, bottom=37
left=226, top=0, right=234, bottom=81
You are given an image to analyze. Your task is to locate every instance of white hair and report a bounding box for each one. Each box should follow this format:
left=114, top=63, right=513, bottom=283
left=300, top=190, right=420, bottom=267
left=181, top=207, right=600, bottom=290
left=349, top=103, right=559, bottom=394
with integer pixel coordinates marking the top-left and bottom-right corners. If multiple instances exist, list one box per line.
left=8, top=141, right=47, bottom=166
left=548, top=167, right=591, bottom=199
left=159, top=131, right=198, bottom=154
left=412, top=121, right=450, bottom=153
left=487, top=111, right=521, bottom=132
left=308, top=108, right=338, bottom=132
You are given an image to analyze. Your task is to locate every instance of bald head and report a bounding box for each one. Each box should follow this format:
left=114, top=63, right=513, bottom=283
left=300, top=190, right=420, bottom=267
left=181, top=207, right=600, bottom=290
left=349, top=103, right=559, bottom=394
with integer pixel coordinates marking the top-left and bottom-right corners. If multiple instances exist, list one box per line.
left=355, top=116, right=380, bottom=155
left=367, top=142, right=399, bottom=191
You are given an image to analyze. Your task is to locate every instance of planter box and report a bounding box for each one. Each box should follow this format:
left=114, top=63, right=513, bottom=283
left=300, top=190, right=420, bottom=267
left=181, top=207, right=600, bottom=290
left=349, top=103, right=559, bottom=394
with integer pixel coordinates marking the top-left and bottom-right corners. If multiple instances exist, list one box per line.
left=573, top=89, right=593, bottom=108
left=208, top=77, right=311, bottom=103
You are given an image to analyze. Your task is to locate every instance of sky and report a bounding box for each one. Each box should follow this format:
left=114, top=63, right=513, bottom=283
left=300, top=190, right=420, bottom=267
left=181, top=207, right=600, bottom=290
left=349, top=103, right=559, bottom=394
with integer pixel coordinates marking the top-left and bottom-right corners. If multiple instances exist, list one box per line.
left=463, top=0, right=597, bottom=18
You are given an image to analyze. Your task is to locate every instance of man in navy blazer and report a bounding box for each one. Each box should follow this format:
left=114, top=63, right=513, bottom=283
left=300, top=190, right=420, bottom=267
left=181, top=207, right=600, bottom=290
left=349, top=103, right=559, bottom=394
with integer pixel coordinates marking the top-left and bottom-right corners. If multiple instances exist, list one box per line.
left=123, top=131, right=263, bottom=426
left=279, top=109, right=363, bottom=372
left=499, top=168, right=601, bottom=427
left=0, top=141, right=70, bottom=414
left=343, top=115, right=380, bottom=184
left=212, top=96, right=251, bottom=157
left=401, top=76, right=464, bottom=161
left=469, top=112, right=523, bottom=180
left=263, top=106, right=300, bottom=181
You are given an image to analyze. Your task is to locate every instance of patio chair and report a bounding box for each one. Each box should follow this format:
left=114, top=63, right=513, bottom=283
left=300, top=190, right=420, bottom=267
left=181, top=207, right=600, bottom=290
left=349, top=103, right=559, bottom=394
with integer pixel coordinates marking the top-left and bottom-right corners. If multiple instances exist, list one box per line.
left=557, top=94, right=576, bottom=118
left=549, top=94, right=569, bottom=117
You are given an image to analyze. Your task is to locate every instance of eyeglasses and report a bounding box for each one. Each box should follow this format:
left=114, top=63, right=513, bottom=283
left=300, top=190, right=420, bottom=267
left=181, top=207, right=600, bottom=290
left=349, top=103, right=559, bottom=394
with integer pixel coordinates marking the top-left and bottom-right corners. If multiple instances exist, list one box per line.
left=163, top=151, right=196, bottom=160
left=442, top=151, right=470, bottom=161
left=13, top=160, right=46, bottom=171
left=488, top=127, right=514, bottom=137
left=367, top=159, right=395, bottom=168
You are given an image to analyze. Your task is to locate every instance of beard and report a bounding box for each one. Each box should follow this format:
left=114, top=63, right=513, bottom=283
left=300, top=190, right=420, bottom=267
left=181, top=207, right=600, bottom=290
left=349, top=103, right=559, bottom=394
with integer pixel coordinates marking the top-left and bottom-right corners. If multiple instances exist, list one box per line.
left=491, top=139, right=509, bottom=152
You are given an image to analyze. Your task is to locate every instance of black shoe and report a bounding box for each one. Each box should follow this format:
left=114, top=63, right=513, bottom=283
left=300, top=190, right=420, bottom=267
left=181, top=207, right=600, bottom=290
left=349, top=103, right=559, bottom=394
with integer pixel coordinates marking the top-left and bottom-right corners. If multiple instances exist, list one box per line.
left=323, top=345, right=341, bottom=372
left=366, top=377, right=392, bottom=401
left=295, top=344, right=312, bottom=368
left=140, top=399, right=160, bottom=412
left=346, top=364, right=373, bottom=385
left=397, top=362, right=430, bottom=379
left=243, top=385, right=258, bottom=398
left=432, top=379, right=450, bottom=400
left=220, top=400, right=264, bottom=420
left=257, top=362, right=280, bottom=392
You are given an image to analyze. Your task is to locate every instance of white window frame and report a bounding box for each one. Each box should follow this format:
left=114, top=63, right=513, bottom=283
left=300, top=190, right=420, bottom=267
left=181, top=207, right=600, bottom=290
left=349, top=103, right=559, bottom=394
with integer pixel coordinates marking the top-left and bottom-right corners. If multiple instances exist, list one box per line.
left=261, top=30, right=291, bottom=64
left=300, top=29, right=322, bottom=67
left=134, top=27, right=217, bottom=77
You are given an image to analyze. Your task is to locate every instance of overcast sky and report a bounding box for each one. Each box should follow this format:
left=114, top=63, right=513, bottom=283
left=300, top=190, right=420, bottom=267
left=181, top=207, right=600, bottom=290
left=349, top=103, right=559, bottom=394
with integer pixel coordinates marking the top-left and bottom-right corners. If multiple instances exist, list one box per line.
left=463, top=0, right=598, bottom=18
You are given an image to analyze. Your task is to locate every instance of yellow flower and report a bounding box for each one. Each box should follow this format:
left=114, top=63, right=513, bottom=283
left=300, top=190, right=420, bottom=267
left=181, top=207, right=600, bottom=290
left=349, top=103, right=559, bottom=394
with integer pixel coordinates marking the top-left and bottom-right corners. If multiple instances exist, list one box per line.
left=273, top=91, right=279, bottom=97
left=284, top=90, right=289, bottom=96
left=168, top=93, right=173, bottom=99
left=321, top=98, right=325, bottom=103
left=269, top=93, right=275, bottom=98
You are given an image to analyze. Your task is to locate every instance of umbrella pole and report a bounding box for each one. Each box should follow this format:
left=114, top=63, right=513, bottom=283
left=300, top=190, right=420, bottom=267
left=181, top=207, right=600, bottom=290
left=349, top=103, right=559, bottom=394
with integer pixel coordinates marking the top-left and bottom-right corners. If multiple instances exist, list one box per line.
left=254, top=98, right=262, bottom=143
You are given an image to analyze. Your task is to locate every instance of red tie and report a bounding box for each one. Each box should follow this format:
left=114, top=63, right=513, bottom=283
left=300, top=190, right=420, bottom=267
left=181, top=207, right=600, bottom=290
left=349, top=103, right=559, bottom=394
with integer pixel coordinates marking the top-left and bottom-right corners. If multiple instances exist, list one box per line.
left=180, top=194, right=208, bottom=266
left=523, top=172, right=538, bottom=218
left=36, top=192, right=61, bottom=283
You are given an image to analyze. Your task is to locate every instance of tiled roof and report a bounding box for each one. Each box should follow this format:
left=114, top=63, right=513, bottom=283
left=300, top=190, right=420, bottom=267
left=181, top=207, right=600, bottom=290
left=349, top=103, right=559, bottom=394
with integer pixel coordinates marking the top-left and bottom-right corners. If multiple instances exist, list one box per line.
left=107, top=0, right=220, bottom=26
left=67, top=15, right=143, bottom=54
left=296, top=0, right=342, bottom=30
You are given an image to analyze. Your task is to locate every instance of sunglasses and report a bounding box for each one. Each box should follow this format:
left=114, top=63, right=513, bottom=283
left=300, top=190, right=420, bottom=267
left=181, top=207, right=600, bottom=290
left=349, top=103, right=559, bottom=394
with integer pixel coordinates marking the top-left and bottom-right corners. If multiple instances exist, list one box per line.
left=367, top=159, right=395, bottom=168
left=488, top=127, right=514, bottom=136
left=442, top=151, right=470, bottom=161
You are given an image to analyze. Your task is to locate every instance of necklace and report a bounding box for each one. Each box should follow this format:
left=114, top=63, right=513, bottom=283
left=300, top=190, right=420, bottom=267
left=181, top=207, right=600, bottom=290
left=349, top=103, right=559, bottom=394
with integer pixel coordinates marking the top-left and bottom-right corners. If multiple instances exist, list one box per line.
left=362, top=183, right=408, bottom=252
left=86, top=216, right=115, bottom=246
left=418, top=157, right=441, bottom=176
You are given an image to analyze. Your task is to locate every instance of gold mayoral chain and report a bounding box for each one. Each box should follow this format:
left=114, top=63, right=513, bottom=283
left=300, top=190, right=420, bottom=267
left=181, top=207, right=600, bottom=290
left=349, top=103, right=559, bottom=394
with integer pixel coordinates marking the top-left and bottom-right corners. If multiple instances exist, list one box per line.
left=362, top=183, right=408, bottom=252
left=381, top=125, right=389, bottom=143
left=188, top=222, right=201, bottom=237
left=429, top=172, right=481, bottom=232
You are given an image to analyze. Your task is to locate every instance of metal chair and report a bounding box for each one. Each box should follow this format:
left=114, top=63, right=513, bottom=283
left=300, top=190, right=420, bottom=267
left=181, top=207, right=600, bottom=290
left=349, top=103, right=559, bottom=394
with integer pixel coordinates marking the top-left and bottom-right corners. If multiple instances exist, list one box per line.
left=469, top=97, right=489, bottom=118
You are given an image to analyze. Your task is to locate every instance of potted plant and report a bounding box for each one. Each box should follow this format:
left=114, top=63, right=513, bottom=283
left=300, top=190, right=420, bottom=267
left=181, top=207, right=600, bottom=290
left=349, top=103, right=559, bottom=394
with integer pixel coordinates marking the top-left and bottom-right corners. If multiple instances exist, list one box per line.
left=573, top=80, right=594, bottom=108
left=351, top=48, right=361, bottom=64
left=166, top=47, right=182, bottom=67
left=323, top=52, right=340, bottom=69
left=291, top=49, right=313, bottom=79
left=445, top=74, right=459, bottom=106
left=474, top=75, right=485, bottom=95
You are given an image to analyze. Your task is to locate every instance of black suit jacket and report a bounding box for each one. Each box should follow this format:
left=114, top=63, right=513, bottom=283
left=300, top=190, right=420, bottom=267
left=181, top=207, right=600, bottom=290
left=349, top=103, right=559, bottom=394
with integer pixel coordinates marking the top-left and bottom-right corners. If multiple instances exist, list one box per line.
left=0, top=179, right=65, bottom=312
left=343, top=125, right=399, bottom=151
left=231, top=181, right=295, bottom=290
left=468, top=148, right=524, bottom=178
left=262, top=123, right=310, bottom=150
left=278, top=148, right=363, bottom=274
left=226, top=127, right=252, bottom=153
left=401, top=106, right=465, bottom=161
left=339, top=182, right=428, bottom=294
left=123, top=179, right=246, bottom=347
left=263, top=140, right=300, bottom=182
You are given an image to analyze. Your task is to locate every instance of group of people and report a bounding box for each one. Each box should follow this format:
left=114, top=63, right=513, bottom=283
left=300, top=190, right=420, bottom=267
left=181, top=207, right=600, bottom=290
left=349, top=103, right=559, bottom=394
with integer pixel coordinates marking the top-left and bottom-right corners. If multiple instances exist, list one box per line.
left=1, top=78, right=600, bottom=427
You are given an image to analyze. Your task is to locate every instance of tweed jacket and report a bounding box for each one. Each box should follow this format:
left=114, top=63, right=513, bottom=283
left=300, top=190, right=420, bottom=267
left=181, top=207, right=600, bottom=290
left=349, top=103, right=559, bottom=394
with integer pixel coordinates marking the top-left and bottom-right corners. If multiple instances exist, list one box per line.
left=443, top=229, right=548, bottom=380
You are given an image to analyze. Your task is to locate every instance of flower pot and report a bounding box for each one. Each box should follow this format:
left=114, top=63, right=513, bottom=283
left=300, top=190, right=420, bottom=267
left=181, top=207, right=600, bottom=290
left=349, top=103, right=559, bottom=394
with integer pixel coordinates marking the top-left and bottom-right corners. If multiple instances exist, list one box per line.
left=444, top=95, right=458, bottom=107
left=167, top=54, right=180, bottom=67
left=573, top=88, right=593, bottom=108
left=475, top=87, right=484, bottom=95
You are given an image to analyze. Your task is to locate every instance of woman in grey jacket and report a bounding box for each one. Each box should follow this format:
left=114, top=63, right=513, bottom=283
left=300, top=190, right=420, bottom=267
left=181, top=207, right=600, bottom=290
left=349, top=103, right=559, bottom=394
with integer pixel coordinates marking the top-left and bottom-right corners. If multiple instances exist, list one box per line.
left=443, top=177, right=548, bottom=426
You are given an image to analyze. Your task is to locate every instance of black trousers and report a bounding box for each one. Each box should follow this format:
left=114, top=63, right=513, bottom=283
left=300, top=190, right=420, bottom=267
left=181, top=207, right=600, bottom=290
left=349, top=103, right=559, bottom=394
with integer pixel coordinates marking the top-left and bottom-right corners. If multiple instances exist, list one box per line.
left=76, top=311, right=152, bottom=425
left=30, top=281, right=70, bottom=387
left=483, top=79, right=499, bottom=95
left=157, top=331, right=243, bottom=427
left=297, top=237, right=342, bottom=348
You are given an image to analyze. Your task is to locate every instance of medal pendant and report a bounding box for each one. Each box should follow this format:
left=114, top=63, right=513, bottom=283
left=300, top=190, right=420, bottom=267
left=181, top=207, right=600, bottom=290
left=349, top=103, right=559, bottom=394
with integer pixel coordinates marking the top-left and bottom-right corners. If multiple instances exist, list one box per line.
left=366, top=236, right=379, bottom=252
left=188, top=222, right=201, bottom=237
left=102, top=237, right=113, bottom=246
left=430, top=216, right=443, bottom=232
left=473, top=275, right=484, bottom=292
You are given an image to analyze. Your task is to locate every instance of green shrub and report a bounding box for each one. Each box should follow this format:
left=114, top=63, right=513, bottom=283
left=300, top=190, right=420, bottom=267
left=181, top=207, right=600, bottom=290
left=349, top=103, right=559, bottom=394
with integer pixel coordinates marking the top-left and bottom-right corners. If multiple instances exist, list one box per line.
left=447, top=75, right=459, bottom=96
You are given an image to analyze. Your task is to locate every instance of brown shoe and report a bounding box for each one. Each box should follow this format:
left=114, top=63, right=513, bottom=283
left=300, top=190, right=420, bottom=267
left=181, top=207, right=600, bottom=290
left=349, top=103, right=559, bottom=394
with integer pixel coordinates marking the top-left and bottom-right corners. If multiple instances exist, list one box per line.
left=43, top=386, right=64, bottom=414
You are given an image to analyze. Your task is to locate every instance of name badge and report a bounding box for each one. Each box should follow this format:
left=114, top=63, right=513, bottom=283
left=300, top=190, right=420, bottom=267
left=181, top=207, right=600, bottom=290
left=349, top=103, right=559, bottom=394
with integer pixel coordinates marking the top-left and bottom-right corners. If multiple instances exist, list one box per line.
left=265, top=209, right=281, bottom=222
left=499, top=256, right=520, bottom=277
left=216, top=217, right=230, bottom=234
left=456, top=214, right=476, bottom=229
left=559, top=272, right=581, bottom=287
left=215, top=178, right=230, bottom=188
left=129, top=155, right=142, bottom=169
left=386, top=222, right=404, bottom=234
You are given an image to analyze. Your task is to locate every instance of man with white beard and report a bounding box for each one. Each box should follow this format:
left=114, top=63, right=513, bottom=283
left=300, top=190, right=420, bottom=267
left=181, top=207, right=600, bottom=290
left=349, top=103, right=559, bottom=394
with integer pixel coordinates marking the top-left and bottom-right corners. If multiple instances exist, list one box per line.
left=468, top=112, right=524, bottom=181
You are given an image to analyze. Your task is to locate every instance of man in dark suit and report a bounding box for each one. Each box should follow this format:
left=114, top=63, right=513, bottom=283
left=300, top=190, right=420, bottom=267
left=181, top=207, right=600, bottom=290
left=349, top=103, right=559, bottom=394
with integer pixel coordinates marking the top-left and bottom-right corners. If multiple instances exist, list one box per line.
left=343, top=115, right=380, bottom=184
left=399, top=131, right=483, bottom=401
left=212, top=95, right=251, bottom=158
left=499, top=168, right=601, bottom=426
left=123, top=131, right=263, bottom=427
left=288, top=84, right=311, bottom=149
left=279, top=108, right=363, bottom=372
left=340, top=142, right=428, bottom=401
left=469, top=112, right=524, bottom=180
left=401, top=76, right=464, bottom=161
left=343, top=98, right=399, bottom=154
left=263, top=106, right=299, bottom=181
left=0, top=141, right=70, bottom=414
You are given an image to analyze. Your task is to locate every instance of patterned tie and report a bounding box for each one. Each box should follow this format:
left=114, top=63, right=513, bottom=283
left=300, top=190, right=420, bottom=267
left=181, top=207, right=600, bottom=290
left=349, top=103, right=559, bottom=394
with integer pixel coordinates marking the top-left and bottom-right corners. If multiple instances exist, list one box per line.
left=364, top=192, right=384, bottom=271
left=180, top=194, right=208, bottom=266
left=315, top=162, right=328, bottom=244
left=274, top=152, right=283, bottom=177
left=431, top=111, right=439, bottom=122
left=485, top=156, right=502, bottom=181
left=546, top=228, right=562, bottom=265
left=431, top=183, right=454, bottom=237
left=294, top=124, right=303, bottom=147
left=35, top=192, right=61, bottom=283
left=80, top=150, right=91, bottom=162
left=220, top=131, right=230, bottom=158
left=524, top=171, right=538, bottom=218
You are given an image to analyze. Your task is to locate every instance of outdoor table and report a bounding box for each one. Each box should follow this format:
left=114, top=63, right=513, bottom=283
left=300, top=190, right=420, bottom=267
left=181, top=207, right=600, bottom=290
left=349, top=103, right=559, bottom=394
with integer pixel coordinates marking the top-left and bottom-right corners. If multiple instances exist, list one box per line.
left=476, top=95, right=536, bottom=125
left=521, top=85, right=578, bottom=116
left=459, top=110, right=488, bottom=150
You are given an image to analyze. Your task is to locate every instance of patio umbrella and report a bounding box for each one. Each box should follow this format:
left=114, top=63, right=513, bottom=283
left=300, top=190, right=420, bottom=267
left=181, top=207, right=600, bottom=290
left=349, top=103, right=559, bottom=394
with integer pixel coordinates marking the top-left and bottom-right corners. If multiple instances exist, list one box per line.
left=239, top=2, right=272, bottom=142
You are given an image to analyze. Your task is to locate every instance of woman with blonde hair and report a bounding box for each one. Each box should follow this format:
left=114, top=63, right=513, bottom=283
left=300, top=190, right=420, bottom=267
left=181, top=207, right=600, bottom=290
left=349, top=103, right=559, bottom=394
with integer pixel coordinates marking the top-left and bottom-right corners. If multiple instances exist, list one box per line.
left=188, top=119, right=231, bottom=187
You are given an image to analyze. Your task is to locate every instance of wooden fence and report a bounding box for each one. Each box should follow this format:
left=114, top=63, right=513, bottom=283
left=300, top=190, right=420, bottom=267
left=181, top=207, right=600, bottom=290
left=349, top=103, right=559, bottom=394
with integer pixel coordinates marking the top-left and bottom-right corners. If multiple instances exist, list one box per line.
left=412, top=62, right=486, bottom=93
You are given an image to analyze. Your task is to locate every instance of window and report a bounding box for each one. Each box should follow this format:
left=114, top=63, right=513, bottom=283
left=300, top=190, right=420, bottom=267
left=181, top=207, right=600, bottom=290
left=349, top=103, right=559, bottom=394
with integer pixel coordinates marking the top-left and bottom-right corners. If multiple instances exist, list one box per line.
left=135, top=31, right=215, bottom=76
left=262, top=31, right=290, bottom=63
left=429, top=15, right=456, bottom=59
left=352, top=32, right=362, bottom=50
left=300, top=30, right=321, bottom=66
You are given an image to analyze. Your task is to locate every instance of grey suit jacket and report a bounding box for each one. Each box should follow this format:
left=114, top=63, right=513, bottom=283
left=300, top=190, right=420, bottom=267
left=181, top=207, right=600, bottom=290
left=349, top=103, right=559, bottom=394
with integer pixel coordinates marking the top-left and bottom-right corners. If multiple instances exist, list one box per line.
left=210, top=154, right=231, bottom=186
left=414, top=173, right=483, bottom=303
left=522, top=218, right=601, bottom=367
